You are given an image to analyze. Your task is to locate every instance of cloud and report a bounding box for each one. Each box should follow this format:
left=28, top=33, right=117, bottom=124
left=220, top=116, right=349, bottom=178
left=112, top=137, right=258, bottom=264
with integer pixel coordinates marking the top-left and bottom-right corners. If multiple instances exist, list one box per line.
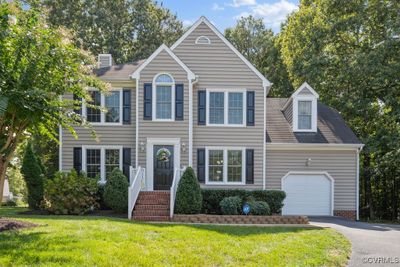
left=212, top=3, right=225, bottom=11
left=228, top=0, right=257, bottom=8
left=236, top=0, right=298, bottom=32
left=182, top=20, right=194, bottom=27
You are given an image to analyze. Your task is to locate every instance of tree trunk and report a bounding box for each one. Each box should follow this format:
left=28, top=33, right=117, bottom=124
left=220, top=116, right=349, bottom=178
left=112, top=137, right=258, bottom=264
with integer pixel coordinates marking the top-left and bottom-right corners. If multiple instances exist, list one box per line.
left=0, top=159, right=8, bottom=204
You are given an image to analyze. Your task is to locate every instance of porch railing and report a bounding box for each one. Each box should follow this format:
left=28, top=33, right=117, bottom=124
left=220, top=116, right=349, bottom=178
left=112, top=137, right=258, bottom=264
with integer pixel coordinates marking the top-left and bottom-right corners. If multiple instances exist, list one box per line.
left=170, top=167, right=186, bottom=218
left=128, top=166, right=145, bottom=220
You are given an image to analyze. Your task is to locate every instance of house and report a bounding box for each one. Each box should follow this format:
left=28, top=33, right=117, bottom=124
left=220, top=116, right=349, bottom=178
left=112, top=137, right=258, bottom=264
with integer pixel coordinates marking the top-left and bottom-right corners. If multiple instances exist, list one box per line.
left=59, top=16, right=363, bottom=221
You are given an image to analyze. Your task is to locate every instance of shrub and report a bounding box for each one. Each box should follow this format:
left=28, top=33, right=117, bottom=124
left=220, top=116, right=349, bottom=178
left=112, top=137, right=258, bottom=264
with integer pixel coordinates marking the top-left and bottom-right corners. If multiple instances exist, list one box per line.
left=103, top=169, right=129, bottom=213
left=2, top=199, right=17, bottom=207
left=201, top=189, right=285, bottom=214
left=175, top=167, right=202, bottom=214
left=21, top=142, right=44, bottom=209
left=248, top=201, right=270, bottom=215
left=220, top=196, right=242, bottom=215
left=42, top=170, right=98, bottom=215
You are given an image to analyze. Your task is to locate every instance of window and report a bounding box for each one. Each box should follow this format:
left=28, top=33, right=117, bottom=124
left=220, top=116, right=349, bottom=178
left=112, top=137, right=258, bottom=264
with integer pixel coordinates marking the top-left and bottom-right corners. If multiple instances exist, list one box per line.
left=153, top=74, right=174, bottom=120
left=86, top=149, right=101, bottom=178
left=298, top=100, right=312, bottom=130
left=207, top=90, right=246, bottom=126
left=84, top=89, right=122, bottom=124
left=83, top=146, right=122, bottom=183
left=195, top=36, right=211, bottom=45
left=206, top=148, right=245, bottom=184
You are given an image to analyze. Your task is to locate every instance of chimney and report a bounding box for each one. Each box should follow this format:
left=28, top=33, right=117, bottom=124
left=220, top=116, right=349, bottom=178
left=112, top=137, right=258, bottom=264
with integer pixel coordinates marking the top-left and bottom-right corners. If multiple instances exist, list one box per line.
left=98, top=54, right=112, bottom=68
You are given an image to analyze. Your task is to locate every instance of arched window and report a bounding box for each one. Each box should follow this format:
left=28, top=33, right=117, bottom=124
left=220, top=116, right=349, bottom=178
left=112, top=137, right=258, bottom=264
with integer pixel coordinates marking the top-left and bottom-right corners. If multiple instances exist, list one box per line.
left=195, top=36, right=211, bottom=45
left=153, top=73, right=175, bottom=120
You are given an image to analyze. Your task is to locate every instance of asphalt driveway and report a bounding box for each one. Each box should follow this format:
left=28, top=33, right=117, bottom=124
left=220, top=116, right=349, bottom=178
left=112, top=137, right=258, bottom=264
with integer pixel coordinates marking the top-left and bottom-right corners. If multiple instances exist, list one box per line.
left=310, top=217, right=400, bottom=267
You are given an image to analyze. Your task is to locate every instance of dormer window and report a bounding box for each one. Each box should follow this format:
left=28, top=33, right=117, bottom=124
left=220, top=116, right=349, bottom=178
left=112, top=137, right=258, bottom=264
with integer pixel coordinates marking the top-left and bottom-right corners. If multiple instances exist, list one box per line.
left=289, top=82, right=319, bottom=132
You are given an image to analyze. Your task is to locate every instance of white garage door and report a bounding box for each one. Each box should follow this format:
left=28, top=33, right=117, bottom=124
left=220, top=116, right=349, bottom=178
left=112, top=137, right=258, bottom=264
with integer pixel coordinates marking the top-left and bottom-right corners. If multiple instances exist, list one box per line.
left=282, top=173, right=332, bottom=216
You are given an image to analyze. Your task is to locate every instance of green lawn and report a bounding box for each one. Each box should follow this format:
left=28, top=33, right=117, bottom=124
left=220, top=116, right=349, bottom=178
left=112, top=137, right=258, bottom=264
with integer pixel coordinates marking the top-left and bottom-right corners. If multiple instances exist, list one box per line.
left=0, top=207, right=350, bottom=267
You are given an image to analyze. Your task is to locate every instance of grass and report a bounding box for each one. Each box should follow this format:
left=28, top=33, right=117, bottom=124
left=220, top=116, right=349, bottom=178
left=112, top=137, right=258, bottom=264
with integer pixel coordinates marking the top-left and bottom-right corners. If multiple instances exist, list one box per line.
left=0, top=207, right=351, bottom=267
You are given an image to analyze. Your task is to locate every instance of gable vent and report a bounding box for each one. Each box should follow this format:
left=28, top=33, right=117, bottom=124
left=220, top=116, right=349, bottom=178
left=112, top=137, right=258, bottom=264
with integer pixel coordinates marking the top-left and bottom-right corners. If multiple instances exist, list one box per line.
left=98, top=54, right=112, bottom=68
left=195, top=36, right=211, bottom=45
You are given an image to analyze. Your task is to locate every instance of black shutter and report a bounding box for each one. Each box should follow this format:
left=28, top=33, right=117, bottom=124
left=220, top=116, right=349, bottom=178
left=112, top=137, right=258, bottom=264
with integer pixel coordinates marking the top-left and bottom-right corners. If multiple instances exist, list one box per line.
left=247, top=91, right=255, bottom=126
left=73, top=147, right=82, bottom=173
left=73, top=94, right=82, bottom=115
left=198, top=90, right=206, bottom=125
left=246, top=149, right=254, bottom=184
left=123, top=148, right=131, bottom=180
left=122, top=89, right=131, bottom=124
left=197, top=148, right=205, bottom=183
left=175, top=84, right=184, bottom=120
left=144, top=83, right=152, bottom=120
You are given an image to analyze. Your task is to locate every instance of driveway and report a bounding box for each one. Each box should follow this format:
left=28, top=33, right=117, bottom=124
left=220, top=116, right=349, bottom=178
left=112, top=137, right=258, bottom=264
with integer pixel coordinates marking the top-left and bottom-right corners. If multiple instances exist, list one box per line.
left=310, top=217, right=400, bottom=267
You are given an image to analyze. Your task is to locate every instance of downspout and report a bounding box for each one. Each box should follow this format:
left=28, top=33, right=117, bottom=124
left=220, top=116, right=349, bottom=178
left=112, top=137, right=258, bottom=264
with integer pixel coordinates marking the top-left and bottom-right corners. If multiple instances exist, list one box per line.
left=135, top=77, right=139, bottom=168
left=356, top=146, right=364, bottom=221
left=188, top=75, right=198, bottom=167
left=59, top=95, right=63, bottom=171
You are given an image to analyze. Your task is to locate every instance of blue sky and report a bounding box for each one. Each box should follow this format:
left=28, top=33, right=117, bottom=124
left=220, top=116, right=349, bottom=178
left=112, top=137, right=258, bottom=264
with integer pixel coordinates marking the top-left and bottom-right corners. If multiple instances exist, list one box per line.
left=161, top=0, right=299, bottom=32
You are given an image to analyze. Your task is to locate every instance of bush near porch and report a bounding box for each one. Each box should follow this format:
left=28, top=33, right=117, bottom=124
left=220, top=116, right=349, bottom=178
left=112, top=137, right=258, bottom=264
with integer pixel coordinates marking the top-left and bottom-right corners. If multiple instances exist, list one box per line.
left=202, top=189, right=286, bottom=215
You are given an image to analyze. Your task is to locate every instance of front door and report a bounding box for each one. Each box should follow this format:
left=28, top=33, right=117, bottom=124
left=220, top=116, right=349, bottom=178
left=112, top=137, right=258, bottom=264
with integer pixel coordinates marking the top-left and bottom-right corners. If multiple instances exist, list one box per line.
left=153, top=145, right=174, bottom=190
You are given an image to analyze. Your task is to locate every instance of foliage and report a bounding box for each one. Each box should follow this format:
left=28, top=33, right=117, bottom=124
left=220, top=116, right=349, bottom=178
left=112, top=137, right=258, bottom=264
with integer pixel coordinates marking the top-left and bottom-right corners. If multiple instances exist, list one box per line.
left=278, top=0, right=400, bottom=220
left=2, top=199, right=17, bottom=207
left=6, top=165, right=27, bottom=200
left=246, top=198, right=270, bottom=215
left=175, top=167, right=202, bottom=214
left=201, top=189, right=285, bottom=214
left=219, top=196, right=242, bottom=215
left=103, top=168, right=129, bottom=213
left=42, top=170, right=99, bottom=215
left=37, top=0, right=183, bottom=63
left=0, top=207, right=352, bottom=267
left=0, top=1, right=107, bottom=202
left=225, top=16, right=294, bottom=97
left=31, top=133, right=59, bottom=179
left=20, top=143, right=44, bottom=209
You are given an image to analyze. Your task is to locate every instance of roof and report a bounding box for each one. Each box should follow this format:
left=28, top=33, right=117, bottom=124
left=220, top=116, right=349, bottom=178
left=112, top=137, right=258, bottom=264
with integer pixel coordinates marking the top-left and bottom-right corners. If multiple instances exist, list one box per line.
left=266, top=98, right=361, bottom=144
left=94, top=60, right=145, bottom=80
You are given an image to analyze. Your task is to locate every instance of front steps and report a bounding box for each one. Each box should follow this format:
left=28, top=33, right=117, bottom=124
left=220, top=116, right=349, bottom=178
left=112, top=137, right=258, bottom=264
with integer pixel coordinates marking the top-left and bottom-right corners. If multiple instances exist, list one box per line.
left=132, top=191, right=170, bottom=221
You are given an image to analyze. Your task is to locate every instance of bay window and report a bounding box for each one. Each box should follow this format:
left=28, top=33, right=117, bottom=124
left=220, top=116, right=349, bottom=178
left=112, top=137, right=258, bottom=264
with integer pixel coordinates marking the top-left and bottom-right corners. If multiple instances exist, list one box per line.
left=206, top=148, right=245, bottom=184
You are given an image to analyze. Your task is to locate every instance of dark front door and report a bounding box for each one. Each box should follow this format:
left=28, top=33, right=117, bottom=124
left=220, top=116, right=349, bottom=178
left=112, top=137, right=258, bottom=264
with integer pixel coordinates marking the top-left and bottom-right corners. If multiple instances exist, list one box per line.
left=153, top=145, right=174, bottom=190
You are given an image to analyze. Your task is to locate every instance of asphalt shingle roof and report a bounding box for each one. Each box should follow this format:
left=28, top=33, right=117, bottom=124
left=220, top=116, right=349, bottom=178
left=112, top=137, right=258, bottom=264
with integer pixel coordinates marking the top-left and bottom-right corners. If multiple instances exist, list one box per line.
left=94, top=60, right=145, bottom=80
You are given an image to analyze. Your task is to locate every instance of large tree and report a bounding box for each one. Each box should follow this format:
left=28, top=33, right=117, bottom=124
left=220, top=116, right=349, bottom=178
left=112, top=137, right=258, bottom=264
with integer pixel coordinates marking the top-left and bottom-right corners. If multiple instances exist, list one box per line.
left=225, top=16, right=293, bottom=97
left=37, top=0, right=183, bottom=63
left=278, top=0, right=400, bottom=220
left=0, top=2, right=106, bottom=202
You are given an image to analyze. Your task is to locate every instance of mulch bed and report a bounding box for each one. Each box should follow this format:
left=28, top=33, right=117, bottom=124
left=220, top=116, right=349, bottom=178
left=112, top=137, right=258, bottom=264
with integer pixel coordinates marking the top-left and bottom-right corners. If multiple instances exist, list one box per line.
left=0, top=217, right=37, bottom=232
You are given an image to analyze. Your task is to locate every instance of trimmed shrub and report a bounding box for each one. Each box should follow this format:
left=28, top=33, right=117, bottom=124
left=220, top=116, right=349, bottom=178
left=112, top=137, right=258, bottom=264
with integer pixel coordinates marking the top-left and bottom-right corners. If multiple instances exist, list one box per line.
left=2, top=199, right=17, bottom=207
left=42, top=170, right=98, bottom=215
left=103, top=168, right=129, bottom=213
left=248, top=201, right=270, bottom=215
left=220, top=196, right=242, bottom=215
left=21, top=142, right=44, bottom=209
left=202, top=189, right=285, bottom=214
left=175, top=167, right=202, bottom=214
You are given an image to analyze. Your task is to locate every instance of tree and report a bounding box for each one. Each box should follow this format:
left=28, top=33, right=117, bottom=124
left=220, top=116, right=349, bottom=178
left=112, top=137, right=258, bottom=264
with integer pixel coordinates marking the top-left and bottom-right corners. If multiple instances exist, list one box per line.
left=225, top=16, right=293, bottom=97
left=36, top=0, right=184, bottom=63
left=0, top=2, right=107, bottom=202
left=278, top=0, right=400, bottom=220
left=21, top=142, right=44, bottom=209
left=175, top=167, right=202, bottom=214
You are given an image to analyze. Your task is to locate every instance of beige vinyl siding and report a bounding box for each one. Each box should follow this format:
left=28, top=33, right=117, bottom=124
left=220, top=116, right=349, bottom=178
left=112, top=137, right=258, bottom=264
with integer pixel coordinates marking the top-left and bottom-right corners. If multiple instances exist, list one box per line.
left=282, top=100, right=293, bottom=124
left=266, top=150, right=357, bottom=210
left=137, top=50, right=189, bottom=167
left=62, top=84, right=136, bottom=170
left=173, top=21, right=265, bottom=189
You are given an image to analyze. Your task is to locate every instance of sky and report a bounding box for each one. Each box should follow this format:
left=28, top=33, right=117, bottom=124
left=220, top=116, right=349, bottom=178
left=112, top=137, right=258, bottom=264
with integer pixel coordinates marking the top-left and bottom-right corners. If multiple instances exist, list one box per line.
left=161, top=0, right=299, bottom=33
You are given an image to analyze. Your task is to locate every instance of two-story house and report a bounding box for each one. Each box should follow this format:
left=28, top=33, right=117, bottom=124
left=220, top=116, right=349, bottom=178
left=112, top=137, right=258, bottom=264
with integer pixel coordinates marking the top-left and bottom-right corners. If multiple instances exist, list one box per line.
left=59, top=17, right=363, bottom=221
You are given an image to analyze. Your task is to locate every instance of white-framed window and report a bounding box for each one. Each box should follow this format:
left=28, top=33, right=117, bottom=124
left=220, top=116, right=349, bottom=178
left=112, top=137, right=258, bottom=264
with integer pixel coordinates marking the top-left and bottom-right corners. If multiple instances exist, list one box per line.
left=205, top=147, right=245, bottom=185
left=195, top=36, right=211, bottom=45
left=153, top=73, right=175, bottom=121
left=206, top=89, right=246, bottom=126
left=82, top=146, right=122, bottom=183
left=83, top=88, right=123, bottom=125
left=293, top=96, right=317, bottom=132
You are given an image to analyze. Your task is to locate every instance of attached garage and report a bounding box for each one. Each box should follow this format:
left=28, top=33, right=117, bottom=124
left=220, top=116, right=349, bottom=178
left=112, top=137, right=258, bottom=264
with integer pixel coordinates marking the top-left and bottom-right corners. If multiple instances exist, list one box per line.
left=282, top=172, right=334, bottom=216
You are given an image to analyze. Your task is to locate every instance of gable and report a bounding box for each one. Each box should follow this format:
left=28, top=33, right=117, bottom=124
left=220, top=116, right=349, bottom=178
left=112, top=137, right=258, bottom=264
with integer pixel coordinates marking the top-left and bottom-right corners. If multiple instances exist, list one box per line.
left=171, top=18, right=270, bottom=89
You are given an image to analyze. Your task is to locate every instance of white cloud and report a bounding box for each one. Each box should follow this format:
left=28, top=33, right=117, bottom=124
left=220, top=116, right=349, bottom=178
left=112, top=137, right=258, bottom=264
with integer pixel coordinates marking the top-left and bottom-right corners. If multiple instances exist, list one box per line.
left=228, top=0, right=257, bottom=8
left=182, top=20, right=194, bottom=27
left=212, top=3, right=225, bottom=11
left=236, top=0, right=298, bottom=32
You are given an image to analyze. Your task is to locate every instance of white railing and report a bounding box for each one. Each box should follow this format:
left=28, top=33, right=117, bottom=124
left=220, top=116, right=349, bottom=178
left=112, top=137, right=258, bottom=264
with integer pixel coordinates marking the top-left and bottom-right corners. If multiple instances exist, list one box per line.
left=128, top=166, right=145, bottom=219
left=170, top=167, right=186, bottom=218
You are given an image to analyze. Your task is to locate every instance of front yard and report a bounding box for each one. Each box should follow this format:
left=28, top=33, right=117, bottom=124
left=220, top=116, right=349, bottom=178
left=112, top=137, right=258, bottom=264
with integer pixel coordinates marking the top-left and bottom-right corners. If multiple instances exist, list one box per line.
left=0, top=207, right=350, bottom=266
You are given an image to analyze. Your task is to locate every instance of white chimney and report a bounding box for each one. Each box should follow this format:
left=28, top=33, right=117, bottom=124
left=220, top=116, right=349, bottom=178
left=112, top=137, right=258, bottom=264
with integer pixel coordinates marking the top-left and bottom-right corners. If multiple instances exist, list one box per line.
left=98, top=54, right=112, bottom=68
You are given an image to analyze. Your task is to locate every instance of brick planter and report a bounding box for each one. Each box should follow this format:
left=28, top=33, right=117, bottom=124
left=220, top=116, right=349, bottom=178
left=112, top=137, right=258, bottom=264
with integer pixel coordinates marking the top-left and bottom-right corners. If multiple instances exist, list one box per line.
left=172, top=214, right=309, bottom=224
left=334, top=210, right=356, bottom=220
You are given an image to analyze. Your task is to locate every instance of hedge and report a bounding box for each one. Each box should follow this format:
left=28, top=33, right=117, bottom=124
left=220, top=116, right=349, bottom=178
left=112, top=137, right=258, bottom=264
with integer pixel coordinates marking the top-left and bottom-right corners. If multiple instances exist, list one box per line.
left=201, top=189, right=285, bottom=214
